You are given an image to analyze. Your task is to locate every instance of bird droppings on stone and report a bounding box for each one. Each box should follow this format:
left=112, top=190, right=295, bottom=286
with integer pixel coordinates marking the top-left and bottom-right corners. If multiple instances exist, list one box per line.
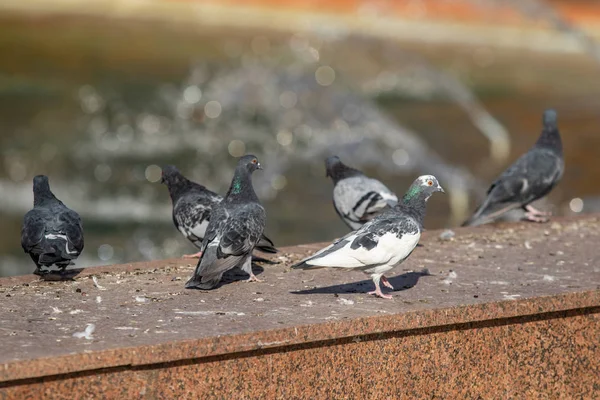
left=439, top=229, right=455, bottom=241
left=443, top=271, right=458, bottom=285
left=72, top=323, right=95, bottom=339
left=92, top=276, right=106, bottom=290
left=337, top=298, right=355, bottom=306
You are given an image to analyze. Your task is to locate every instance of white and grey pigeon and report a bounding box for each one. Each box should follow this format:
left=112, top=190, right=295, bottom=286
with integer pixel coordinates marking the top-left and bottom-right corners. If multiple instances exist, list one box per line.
left=463, top=109, right=564, bottom=227
left=325, top=156, right=398, bottom=231
left=292, top=175, right=444, bottom=299
left=161, top=165, right=277, bottom=258
left=185, top=155, right=267, bottom=290
left=21, top=175, right=84, bottom=278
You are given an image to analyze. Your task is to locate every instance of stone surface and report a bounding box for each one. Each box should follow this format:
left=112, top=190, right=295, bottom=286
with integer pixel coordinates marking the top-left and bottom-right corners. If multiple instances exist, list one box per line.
left=0, top=215, right=599, bottom=398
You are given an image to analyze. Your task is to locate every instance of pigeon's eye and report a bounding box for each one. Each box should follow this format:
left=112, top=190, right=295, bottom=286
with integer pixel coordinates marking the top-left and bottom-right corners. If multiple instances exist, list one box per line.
left=427, top=180, right=433, bottom=186
left=252, top=159, right=257, bottom=164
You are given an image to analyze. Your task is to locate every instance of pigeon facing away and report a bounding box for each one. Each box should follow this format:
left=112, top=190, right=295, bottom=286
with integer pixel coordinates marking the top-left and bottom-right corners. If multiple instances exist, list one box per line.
left=186, top=155, right=267, bottom=290
left=463, top=109, right=564, bottom=227
left=292, top=175, right=444, bottom=299
left=21, top=175, right=84, bottom=278
left=325, top=156, right=398, bottom=231
left=161, top=165, right=277, bottom=258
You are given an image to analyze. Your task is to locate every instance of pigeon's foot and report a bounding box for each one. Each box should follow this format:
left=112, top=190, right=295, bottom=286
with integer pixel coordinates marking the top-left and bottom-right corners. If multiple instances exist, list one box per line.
left=525, top=204, right=551, bottom=217
left=367, top=289, right=393, bottom=299
left=243, top=273, right=263, bottom=283
left=524, top=212, right=549, bottom=223
left=381, top=276, right=394, bottom=290
left=183, top=251, right=203, bottom=259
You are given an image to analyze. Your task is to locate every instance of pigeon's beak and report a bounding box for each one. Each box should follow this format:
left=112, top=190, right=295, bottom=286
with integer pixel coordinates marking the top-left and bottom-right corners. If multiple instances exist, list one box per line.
left=256, top=162, right=263, bottom=170
left=438, top=185, right=445, bottom=193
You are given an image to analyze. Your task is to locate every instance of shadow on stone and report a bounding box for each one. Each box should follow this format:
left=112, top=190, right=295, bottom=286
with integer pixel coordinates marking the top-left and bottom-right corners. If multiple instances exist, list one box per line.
left=291, top=269, right=432, bottom=295
left=216, top=264, right=266, bottom=286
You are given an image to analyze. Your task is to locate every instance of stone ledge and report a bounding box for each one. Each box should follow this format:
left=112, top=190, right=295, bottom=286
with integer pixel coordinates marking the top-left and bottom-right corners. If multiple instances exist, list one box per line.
left=0, top=215, right=599, bottom=397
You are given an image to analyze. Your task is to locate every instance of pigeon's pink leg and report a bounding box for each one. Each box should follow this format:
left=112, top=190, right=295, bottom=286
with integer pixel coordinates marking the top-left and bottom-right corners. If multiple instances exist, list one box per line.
left=183, top=251, right=203, bottom=259
left=524, top=213, right=548, bottom=223
left=367, top=276, right=393, bottom=299
left=525, top=204, right=551, bottom=216
left=244, top=272, right=263, bottom=283
left=381, top=275, right=394, bottom=290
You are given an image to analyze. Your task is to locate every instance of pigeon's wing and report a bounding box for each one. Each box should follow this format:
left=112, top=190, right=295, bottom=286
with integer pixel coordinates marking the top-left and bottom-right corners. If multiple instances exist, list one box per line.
left=255, top=233, right=278, bottom=254
left=464, top=148, right=563, bottom=226
left=333, top=177, right=398, bottom=229
left=58, top=208, right=84, bottom=254
left=21, top=209, right=46, bottom=254
left=186, top=204, right=266, bottom=288
left=173, top=192, right=220, bottom=246
left=215, top=204, right=266, bottom=259
left=293, top=215, right=420, bottom=269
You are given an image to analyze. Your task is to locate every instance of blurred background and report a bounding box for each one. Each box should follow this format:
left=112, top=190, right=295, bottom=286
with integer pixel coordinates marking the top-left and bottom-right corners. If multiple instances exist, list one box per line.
left=0, top=0, right=599, bottom=276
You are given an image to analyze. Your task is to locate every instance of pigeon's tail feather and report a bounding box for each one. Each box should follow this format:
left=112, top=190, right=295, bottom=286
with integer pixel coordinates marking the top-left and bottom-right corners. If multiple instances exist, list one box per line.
left=462, top=193, right=497, bottom=227
left=255, top=234, right=278, bottom=254
left=462, top=200, right=521, bottom=227
left=291, top=260, right=325, bottom=270
left=38, top=253, right=70, bottom=265
left=185, top=274, right=221, bottom=290
left=251, top=254, right=279, bottom=264
left=185, top=247, right=219, bottom=290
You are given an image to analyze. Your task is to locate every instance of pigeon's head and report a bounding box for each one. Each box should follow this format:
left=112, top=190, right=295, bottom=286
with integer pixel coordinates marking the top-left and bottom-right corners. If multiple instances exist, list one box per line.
left=416, top=175, right=444, bottom=194
left=537, top=109, right=562, bottom=153
left=32, top=175, right=56, bottom=205
left=543, top=109, right=557, bottom=128
left=324, top=155, right=361, bottom=182
left=325, top=156, right=342, bottom=178
left=237, top=154, right=263, bottom=173
left=33, top=175, right=50, bottom=190
left=403, top=175, right=444, bottom=204
left=160, top=165, right=183, bottom=185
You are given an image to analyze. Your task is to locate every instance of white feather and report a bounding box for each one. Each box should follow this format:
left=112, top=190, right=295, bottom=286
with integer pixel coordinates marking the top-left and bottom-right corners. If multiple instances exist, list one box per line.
left=305, top=231, right=420, bottom=269
left=45, top=233, right=78, bottom=255
left=189, top=219, right=209, bottom=239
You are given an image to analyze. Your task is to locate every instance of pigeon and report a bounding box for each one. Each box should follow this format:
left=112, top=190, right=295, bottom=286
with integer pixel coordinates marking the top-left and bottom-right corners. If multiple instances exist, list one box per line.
left=21, top=175, right=84, bottom=278
left=325, top=156, right=398, bottom=231
left=185, top=155, right=267, bottom=290
left=292, top=175, right=444, bottom=299
left=463, top=109, right=564, bottom=227
left=161, top=165, right=278, bottom=258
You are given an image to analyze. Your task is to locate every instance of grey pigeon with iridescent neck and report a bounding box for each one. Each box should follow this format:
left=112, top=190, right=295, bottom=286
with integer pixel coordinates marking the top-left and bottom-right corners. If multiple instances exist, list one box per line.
left=325, top=156, right=398, bottom=231
left=292, top=175, right=444, bottom=299
left=21, top=175, right=84, bottom=278
left=186, top=155, right=267, bottom=290
left=463, top=109, right=564, bottom=227
left=161, top=165, right=277, bottom=258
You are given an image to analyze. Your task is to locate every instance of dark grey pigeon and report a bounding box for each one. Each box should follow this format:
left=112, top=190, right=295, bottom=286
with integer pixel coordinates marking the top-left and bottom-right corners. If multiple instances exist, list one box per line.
left=463, top=109, right=564, bottom=227
left=21, top=175, right=84, bottom=278
left=161, top=165, right=277, bottom=258
left=185, top=155, right=267, bottom=290
left=292, top=175, right=444, bottom=299
left=325, top=156, right=398, bottom=231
